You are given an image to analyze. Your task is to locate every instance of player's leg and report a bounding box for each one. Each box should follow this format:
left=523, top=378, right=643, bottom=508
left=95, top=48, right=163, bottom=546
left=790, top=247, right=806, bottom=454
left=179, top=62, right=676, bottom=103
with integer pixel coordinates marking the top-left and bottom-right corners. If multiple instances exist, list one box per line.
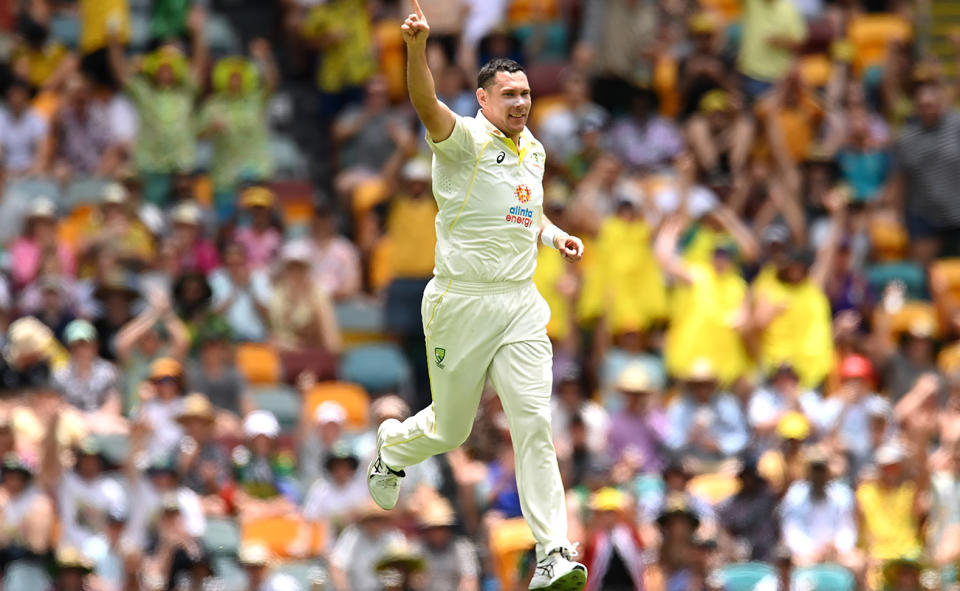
left=369, top=285, right=495, bottom=509
left=489, top=339, right=587, bottom=590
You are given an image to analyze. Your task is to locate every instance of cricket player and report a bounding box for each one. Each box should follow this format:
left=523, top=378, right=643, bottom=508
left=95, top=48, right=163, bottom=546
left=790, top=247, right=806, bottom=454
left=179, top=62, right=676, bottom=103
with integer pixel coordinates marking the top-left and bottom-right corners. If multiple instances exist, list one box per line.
left=366, top=2, right=588, bottom=589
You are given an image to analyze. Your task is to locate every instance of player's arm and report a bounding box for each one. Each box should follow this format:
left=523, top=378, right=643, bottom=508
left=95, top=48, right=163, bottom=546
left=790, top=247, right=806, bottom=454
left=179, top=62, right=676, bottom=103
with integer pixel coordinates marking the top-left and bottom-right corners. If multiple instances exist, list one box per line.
left=402, top=0, right=456, bottom=142
left=540, top=214, right=584, bottom=262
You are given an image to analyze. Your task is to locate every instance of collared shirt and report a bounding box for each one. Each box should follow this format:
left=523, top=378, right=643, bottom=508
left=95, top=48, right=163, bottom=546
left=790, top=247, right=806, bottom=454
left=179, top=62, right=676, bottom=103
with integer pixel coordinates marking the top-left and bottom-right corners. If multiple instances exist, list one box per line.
left=780, top=480, right=857, bottom=556
left=425, top=110, right=547, bottom=284
left=665, top=393, right=750, bottom=461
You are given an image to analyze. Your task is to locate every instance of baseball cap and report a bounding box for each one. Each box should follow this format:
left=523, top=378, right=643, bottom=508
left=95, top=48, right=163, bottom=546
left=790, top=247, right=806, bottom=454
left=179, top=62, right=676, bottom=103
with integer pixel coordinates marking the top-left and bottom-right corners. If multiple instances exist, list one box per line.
left=64, top=319, right=97, bottom=345
left=243, top=410, right=280, bottom=439
left=280, top=240, right=312, bottom=265
left=314, top=401, right=347, bottom=425
left=589, top=487, right=629, bottom=512
left=170, top=201, right=203, bottom=225
left=149, top=357, right=183, bottom=381
left=777, top=411, right=811, bottom=441
left=839, top=354, right=875, bottom=382
left=27, top=198, right=56, bottom=219
left=240, top=186, right=276, bottom=209
left=616, top=363, right=653, bottom=393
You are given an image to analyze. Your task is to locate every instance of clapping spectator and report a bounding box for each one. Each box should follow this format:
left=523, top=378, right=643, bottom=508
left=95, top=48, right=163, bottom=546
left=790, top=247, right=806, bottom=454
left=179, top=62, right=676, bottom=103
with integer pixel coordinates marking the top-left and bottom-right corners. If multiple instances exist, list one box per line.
left=302, top=443, right=368, bottom=528
left=582, top=488, right=645, bottom=591
left=717, top=457, right=780, bottom=562
left=167, top=202, right=220, bottom=275
left=200, top=39, right=279, bottom=220
left=232, top=186, right=284, bottom=271
left=185, top=317, right=253, bottom=435
left=9, top=199, right=76, bottom=290
left=53, top=320, right=125, bottom=434
left=665, top=359, right=749, bottom=465
left=605, top=363, right=667, bottom=473
left=308, top=203, right=362, bottom=301
left=328, top=502, right=405, bottom=591
left=413, top=496, right=480, bottom=591
left=209, top=241, right=272, bottom=343
left=174, top=394, right=230, bottom=506
left=231, top=411, right=300, bottom=520
left=538, top=70, right=607, bottom=167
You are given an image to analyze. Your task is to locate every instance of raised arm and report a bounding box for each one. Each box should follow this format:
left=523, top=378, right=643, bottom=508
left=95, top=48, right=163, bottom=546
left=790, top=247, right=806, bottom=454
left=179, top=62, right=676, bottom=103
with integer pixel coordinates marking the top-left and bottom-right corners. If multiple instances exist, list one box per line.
left=654, top=216, right=695, bottom=284
left=186, top=6, right=208, bottom=86
left=402, top=0, right=456, bottom=142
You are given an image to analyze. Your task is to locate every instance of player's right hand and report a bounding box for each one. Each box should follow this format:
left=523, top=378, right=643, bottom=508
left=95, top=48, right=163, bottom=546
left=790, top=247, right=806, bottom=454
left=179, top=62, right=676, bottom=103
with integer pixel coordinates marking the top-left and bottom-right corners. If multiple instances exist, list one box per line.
left=401, top=0, right=430, bottom=47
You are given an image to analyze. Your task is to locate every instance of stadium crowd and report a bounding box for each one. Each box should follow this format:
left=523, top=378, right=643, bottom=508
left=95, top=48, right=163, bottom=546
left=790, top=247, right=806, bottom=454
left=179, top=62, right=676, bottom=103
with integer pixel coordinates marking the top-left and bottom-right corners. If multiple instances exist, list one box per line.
left=0, top=0, right=958, bottom=590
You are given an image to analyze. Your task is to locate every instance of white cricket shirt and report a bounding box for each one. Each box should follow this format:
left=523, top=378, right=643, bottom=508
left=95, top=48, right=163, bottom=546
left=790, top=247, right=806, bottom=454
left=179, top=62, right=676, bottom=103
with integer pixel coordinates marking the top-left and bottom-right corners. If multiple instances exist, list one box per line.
left=426, top=109, right=547, bottom=283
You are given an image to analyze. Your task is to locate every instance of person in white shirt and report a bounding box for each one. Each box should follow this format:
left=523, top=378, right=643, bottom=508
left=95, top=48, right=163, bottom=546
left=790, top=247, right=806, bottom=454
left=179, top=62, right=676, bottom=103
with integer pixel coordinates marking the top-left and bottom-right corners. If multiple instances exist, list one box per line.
left=779, top=448, right=858, bottom=567
left=0, top=79, right=47, bottom=175
left=367, top=3, right=587, bottom=589
left=301, top=444, right=368, bottom=527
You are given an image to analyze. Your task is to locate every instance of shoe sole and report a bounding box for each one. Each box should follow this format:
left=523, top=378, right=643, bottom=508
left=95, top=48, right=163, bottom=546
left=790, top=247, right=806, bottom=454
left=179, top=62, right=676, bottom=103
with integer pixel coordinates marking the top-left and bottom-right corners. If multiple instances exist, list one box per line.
left=532, top=567, right=587, bottom=591
left=366, top=457, right=398, bottom=510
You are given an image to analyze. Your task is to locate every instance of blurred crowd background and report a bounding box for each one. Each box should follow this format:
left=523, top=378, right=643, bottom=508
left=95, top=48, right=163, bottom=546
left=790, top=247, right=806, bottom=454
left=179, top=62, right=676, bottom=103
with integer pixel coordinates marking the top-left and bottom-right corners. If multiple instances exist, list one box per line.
left=0, top=0, right=958, bottom=590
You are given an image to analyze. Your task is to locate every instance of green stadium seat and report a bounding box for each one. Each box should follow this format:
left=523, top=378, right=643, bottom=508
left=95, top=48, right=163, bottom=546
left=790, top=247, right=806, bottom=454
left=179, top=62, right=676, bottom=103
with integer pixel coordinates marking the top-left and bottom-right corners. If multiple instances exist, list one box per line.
left=251, top=385, right=302, bottom=433
left=792, top=563, right=855, bottom=591
left=213, top=556, right=248, bottom=591
left=338, top=343, right=413, bottom=396
left=64, top=177, right=111, bottom=209
left=91, top=432, right=130, bottom=468
left=718, top=562, right=776, bottom=591
left=5, top=559, right=52, bottom=591
left=274, top=561, right=329, bottom=589
left=270, top=134, right=309, bottom=179
left=204, top=518, right=241, bottom=556
left=866, top=262, right=927, bottom=300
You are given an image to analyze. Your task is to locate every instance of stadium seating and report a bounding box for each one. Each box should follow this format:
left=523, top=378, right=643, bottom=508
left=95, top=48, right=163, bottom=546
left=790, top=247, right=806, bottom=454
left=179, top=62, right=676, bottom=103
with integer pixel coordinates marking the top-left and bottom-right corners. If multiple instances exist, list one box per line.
left=489, top=517, right=537, bottom=590
left=304, top=381, right=371, bottom=431
left=242, top=515, right=328, bottom=559
left=251, top=385, right=302, bottom=433
left=866, top=262, right=927, bottom=300
left=204, top=518, right=242, bottom=556
left=236, top=343, right=283, bottom=385
left=4, top=560, right=52, bottom=591
left=338, top=343, right=413, bottom=396
left=718, top=562, right=776, bottom=591
left=848, top=13, right=912, bottom=75
left=793, top=563, right=856, bottom=591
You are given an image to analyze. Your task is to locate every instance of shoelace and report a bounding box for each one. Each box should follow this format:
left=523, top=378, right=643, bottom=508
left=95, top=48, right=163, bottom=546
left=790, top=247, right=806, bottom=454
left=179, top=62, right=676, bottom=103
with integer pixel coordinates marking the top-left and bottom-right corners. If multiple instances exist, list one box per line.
left=372, top=457, right=406, bottom=479
left=537, top=542, right=581, bottom=578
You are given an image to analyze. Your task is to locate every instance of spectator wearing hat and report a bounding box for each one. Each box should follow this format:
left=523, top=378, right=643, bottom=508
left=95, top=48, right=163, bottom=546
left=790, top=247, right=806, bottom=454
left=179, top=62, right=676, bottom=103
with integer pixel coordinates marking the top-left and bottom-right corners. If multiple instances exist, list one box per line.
left=665, top=358, right=749, bottom=465
left=43, top=420, right=127, bottom=551
left=199, top=40, right=279, bottom=220
left=582, top=487, right=644, bottom=591
left=142, top=496, right=217, bottom=591
left=175, top=394, right=230, bottom=504
left=646, top=494, right=703, bottom=590
left=877, top=314, right=940, bottom=404
left=0, top=78, right=48, bottom=177
left=747, top=363, right=830, bottom=452
left=307, top=204, right=362, bottom=302
left=302, top=442, right=367, bottom=526
left=656, top=210, right=753, bottom=387
left=209, top=240, right=273, bottom=343
left=824, top=354, right=884, bottom=476
left=269, top=241, right=342, bottom=378
left=538, top=70, right=608, bottom=167
left=53, top=320, right=125, bottom=433
left=90, top=271, right=139, bottom=362
left=231, top=186, right=284, bottom=271
left=328, top=501, right=405, bottom=591
left=779, top=447, right=859, bottom=569
left=605, top=86, right=684, bottom=174
left=855, top=442, right=926, bottom=572
left=232, top=410, right=300, bottom=520
left=138, top=357, right=188, bottom=459
left=717, top=456, right=780, bottom=562
left=677, top=13, right=735, bottom=119
left=375, top=538, right=427, bottom=591
left=9, top=199, right=77, bottom=290
left=0, top=317, right=68, bottom=394
left=80, top=184, right=157, bottom=271
left=412, top=496, right=480, bottom=591
left=185, top=317, right=252, bottom=434
left=106, top=12, right=206, bottom=187
left=167, top=202, right=220, bottom=275
left=684, top=89, right=755, bottom=193
left=238, top=542, right=302, bottom=591
left=758, top=411, right=812, bottom=495
left=0, top=452, right=54, bottom=570
left=639, top=458, right=716, bottom=543
left=50, top=546, right=95, bottom=591
left=606, top=363, right=666, bottom=473
left=42, top=72, right=124, bottom=181
left=299, top=400, right=350, bottom=487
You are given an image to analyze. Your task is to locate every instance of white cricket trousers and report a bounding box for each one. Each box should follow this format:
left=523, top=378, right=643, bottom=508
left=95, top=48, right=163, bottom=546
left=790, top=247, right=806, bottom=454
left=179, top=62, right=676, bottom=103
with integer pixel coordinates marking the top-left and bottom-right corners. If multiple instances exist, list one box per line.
left=379, top=277, right=570, bottom=561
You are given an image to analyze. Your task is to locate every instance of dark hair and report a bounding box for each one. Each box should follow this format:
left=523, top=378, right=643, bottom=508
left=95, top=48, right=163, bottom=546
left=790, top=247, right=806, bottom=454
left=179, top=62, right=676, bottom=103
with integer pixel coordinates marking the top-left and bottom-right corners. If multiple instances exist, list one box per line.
left=477, top=58, right=525, bottom=89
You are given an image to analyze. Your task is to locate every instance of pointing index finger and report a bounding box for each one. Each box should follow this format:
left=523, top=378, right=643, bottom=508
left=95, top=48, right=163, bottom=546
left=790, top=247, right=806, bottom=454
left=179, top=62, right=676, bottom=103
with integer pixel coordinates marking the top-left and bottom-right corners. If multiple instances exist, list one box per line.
left=411, top=0, right=424, bottom=19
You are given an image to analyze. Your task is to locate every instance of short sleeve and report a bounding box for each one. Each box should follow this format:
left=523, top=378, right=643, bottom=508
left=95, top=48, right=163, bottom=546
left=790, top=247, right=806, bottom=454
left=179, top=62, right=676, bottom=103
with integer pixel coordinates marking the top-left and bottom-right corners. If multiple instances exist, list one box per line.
left=426, top=113, right=478, bottom=162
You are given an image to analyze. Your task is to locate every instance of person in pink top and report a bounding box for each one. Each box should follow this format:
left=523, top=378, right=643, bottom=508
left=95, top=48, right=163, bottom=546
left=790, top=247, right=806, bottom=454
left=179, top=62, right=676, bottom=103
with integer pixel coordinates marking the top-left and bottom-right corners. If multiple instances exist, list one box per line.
left=169, top=201, right=219, bottom=274
left=232, top=186, right=283, bottom=270
left=9, top=198, right=76, bottom=289
left=309, top=202, right=361, bottom=300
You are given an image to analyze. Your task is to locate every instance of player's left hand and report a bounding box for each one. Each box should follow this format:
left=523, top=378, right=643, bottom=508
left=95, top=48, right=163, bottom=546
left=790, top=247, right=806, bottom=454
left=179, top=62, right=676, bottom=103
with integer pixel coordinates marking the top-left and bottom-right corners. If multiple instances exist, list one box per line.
left=556, top=234, right=584, bottom=262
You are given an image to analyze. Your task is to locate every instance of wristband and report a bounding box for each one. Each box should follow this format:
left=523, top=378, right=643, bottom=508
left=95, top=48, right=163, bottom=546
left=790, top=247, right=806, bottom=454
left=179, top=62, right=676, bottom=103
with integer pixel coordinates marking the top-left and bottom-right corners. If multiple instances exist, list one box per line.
left=541, top=224, right=565, bottom=249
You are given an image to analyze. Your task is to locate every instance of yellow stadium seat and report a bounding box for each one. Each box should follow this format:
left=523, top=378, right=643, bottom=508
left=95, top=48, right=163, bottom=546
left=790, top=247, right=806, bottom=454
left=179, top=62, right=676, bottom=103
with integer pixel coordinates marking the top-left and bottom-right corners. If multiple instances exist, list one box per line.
left=242, top=515, right=327, bottom=559
left=235, top=343, right=282, bottom=385
left=697, top=0, right=739, bottom=21
left=304, top=382, right=370, bottom=430
left=351, top=178, right=390, bottom=219
left=192, top=175, right=213, bottom=208
left=931, top=258, right=960, bottom=302
left=688, top=472, right=740, bottom=504
left=869, top=214, right=909, bottom=262
left=848, top=14, right=912, bottom=75
left=938, top=342, right=960, bottom=374
left=800, top=54, right=833, bottom=88
left=489, top=517, right=537, bottom=590
left=886, top=300, right=939, bottom=339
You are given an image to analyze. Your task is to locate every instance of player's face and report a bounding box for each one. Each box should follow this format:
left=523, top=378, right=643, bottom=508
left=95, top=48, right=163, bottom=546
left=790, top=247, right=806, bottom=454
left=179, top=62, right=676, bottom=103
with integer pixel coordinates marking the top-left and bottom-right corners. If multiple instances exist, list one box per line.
left=477, top=71, right=532, bottom=138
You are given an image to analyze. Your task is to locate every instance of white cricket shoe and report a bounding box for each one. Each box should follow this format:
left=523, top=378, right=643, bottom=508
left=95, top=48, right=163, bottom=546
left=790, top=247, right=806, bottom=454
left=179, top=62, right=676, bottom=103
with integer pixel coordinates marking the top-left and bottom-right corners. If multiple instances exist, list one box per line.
left=528, top=547, right=588, bottom=591
left=367, top=419, right=405, bottom=510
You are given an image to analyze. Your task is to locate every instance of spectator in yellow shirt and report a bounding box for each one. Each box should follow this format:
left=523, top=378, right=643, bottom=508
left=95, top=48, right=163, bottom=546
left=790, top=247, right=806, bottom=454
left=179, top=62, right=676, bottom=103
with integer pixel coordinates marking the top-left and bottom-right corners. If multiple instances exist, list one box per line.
left=856, top=443, right=926, bottom=573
